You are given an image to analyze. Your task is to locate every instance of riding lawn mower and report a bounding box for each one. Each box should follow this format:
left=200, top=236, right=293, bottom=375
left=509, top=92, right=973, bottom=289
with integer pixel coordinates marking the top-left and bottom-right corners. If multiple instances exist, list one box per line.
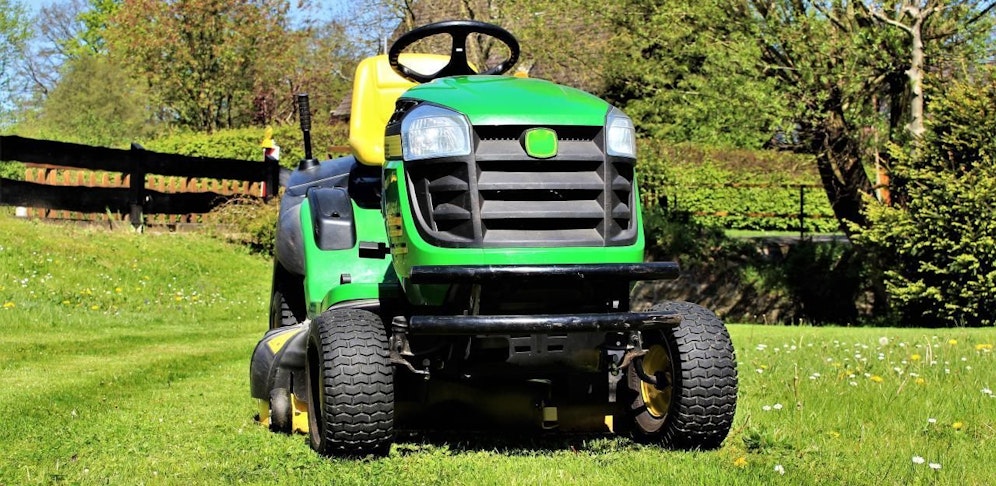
left=249, top=20, right=738, bottom=457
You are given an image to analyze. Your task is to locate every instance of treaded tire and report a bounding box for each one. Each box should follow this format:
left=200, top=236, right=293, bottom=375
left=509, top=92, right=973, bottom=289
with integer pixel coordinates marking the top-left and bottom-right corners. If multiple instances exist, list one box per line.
left=620, top=301, right=738, bottom=449
left=306, top=309, right=394, bottom=457
left=269, top=262, right=306, bottom=329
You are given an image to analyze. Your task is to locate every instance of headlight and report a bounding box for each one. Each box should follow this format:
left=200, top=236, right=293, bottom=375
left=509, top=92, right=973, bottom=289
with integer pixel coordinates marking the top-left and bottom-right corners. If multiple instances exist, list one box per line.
left=401, top=104, right=472, bottom=160
left=606, top=108, right=636, bottom=158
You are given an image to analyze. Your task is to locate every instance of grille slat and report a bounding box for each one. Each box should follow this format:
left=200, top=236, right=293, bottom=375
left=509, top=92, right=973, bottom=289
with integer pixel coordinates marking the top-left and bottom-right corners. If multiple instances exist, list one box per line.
left=428, top=175, right=470, bottom=192
left=481, top=200, right=604, bottom=220
left=432, top=203, right=473, bottom=221
left=478, top=171, right=604, bottom=191
left=404, top=126, right=638, bottom=248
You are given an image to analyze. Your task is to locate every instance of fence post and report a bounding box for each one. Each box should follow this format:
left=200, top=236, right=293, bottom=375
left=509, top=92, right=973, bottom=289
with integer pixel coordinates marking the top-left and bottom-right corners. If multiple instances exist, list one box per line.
left=263, top=155, right=280, bottom=201
left=129, top=142, right=147, bottom=231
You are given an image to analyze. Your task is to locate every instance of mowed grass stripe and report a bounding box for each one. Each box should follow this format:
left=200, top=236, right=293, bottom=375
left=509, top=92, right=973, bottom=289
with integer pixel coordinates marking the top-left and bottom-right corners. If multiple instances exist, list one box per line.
left=0, top=330, right=256, bottom=412
left=0, top=318, right=258, bottom=370
left=0, top=333, right=260, bottom=482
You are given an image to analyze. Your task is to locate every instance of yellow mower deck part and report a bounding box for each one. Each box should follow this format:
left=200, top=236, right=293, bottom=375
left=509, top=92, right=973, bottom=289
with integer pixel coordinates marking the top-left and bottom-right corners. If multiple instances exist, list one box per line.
left=256, top=399, right=271, bottom=427
left=291, top=393, right=309, bottom=434
left=348, top=54, right=449, bottom=166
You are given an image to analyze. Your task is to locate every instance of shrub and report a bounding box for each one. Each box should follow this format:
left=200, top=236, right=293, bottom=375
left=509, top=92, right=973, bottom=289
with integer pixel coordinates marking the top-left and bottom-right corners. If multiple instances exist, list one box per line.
left=637, top=140, right=837, bottom=233
left=854, top=74, right=996, bottom=327
left=143, top=123, right=349, bottom=169
left=208, top=195, right=279, bottom=255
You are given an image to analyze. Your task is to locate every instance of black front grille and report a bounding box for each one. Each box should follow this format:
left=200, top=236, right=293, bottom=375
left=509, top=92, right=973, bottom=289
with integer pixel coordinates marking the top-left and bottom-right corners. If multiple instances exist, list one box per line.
left=405, top=126, right=638, bottom=248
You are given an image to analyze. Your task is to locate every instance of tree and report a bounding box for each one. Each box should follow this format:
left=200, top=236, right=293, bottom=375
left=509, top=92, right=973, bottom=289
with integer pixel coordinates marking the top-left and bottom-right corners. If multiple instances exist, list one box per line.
left=0, top=0, right=30, bottom=128
left=20, top=53, right=151, bottom=146
left=338, top=0, right=612, bottom=94
left=860, top=1, right=996, bottom=138
left=855, top=73, right=996, bottom=326
left=106, top=0, right=356, bottom=131
left=605, top=0, right=791, bottom=148
left=606, top=1, right=996, bottom=233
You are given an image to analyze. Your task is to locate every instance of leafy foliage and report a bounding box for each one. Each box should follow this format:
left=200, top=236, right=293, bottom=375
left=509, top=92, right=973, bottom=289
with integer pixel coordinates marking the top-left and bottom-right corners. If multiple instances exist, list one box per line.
left=606, top=0, right=790, bottom=149
left=607, top=0, right=996, bottom=232
left=14, top=54, right=151, bottom=147
left=143, top=123, right=349, bottom=168
left=638, top=141, right=837, bottom=233
left=855, top=74, right=996, bottom=327
left=105, top=0, right=353, bottom=132
left=208, top=195, right=279, bottom=254
left=0, top=0, right=30, bottom=128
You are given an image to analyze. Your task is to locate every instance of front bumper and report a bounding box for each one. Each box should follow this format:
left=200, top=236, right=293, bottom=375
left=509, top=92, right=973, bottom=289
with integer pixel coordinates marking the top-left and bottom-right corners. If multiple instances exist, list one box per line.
left=408, top=311, right=680, bottom=335
left=403, top=262, right=681, bottom=335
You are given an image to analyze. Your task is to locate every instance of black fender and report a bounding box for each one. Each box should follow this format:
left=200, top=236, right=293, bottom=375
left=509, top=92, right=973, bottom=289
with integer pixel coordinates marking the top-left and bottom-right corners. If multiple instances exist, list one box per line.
left=250, top=324, right=309, bottom=432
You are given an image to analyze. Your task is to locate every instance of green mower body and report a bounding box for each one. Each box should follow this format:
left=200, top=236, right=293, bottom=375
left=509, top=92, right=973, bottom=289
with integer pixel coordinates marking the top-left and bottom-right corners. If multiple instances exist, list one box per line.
left=250, top=20, right=737, bottom=458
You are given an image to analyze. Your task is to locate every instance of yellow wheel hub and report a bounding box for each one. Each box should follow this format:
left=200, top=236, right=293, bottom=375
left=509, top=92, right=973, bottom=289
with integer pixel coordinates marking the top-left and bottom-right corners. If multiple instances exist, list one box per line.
left=640, top=344, right=673, bottom=418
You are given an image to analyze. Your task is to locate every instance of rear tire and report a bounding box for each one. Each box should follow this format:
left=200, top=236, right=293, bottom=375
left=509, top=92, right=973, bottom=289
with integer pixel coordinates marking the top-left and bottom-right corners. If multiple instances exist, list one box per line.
left=620, top=301, right=738, bottom=449
left=270, top=262, right=306, bottom=329
left=306, top=309, right=394, bottom=457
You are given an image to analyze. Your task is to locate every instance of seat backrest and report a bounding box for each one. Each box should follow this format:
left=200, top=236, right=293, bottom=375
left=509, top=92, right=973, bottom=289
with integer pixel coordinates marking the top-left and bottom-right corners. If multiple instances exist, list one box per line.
left=349, top=54, right=449, bottom=166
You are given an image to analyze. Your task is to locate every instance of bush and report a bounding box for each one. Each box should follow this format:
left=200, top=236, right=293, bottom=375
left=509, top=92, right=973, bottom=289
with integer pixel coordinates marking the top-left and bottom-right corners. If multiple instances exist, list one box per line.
left=208, top=195, right=279, bottom=255
left=143, top=123, right=349, bottom=169
left=854, top=74, right=996, bottom=327
left=638, top=140, right=837, bottom=233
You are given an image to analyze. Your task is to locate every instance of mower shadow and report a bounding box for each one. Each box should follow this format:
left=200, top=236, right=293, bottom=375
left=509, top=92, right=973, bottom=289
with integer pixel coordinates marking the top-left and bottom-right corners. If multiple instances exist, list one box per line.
left=393, top=430, right=641, bottom=456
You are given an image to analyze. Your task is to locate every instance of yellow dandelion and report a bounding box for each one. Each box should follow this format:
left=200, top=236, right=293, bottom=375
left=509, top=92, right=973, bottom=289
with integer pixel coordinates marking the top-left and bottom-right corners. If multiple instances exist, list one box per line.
left=910, top=353, right=921, bottom=362
left=733, top=457, right=748, bottom=468
left=870, top=375, right=884, bottom=383
left=952, top=422, right=964, bottom=430
left=174, top=296, right=183, bottom=302
left=915, top=378, right=926, bottom=385
left=2, top=302, right=14, bottom=309
left=62, top=300, right=70, bottom=306
left=976, top=344, right=993, bottom=351
left=948, top=339, right=958, bottom=346
left=115, top=287, right=123, bottom=293
left=90, top=305, right=100, bottom=311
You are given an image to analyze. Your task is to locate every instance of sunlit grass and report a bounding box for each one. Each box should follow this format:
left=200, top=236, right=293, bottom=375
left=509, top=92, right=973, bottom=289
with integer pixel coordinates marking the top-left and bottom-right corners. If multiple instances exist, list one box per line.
left=1, top=216, right=994, bottom=485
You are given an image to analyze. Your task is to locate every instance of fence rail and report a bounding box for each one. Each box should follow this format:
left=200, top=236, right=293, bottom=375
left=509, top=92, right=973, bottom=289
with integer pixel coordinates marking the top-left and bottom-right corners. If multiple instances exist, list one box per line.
left=0, top=135, right=280, bottom=228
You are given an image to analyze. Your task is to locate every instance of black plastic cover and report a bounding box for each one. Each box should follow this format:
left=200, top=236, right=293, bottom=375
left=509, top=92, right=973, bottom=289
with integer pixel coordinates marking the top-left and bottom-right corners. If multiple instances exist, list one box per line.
left=307, top=186, right=356, bottom=251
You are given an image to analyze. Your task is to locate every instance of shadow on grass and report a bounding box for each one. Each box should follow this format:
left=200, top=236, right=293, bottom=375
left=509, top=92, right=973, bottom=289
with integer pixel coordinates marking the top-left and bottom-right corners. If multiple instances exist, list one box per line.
left=393, top=430, right=642, bottom=456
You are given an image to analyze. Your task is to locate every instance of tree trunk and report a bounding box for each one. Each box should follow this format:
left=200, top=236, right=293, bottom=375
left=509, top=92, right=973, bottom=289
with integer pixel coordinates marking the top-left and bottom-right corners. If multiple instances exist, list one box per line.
left=907, top=6, right=927, bottom=137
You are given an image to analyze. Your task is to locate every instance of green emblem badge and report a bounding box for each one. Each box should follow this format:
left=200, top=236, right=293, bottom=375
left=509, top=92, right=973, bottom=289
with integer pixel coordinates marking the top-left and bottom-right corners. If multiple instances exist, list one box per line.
left=523, top=128, right=558, bottom=159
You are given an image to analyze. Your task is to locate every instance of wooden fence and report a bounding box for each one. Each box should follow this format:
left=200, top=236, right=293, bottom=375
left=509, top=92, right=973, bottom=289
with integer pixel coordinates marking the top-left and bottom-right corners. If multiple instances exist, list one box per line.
left=0, top=135, right=280, bottom=228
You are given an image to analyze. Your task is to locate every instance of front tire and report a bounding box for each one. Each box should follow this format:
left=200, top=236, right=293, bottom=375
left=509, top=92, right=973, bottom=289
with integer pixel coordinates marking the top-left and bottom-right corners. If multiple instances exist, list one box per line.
left=620, top=301, right=738, bottom=449
left=306, top=309, right=394, bottom=457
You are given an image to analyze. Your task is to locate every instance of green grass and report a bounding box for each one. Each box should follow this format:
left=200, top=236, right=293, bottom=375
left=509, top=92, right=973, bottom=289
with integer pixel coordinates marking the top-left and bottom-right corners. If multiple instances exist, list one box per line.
left=1, top=216, right=994, bottom=485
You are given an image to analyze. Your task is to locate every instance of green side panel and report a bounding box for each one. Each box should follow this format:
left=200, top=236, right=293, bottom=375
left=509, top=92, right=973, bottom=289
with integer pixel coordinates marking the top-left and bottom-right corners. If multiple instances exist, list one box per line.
left=403, top=76, right=609, bottom=126
left=384, top=161, right=646, bottom=306
left=299, top=201, right=394, bottom=317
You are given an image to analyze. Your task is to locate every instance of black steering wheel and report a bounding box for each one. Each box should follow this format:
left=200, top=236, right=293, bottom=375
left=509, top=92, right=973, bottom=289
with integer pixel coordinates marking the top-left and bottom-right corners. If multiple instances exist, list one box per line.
left=388, top=20, right=520, bottom=83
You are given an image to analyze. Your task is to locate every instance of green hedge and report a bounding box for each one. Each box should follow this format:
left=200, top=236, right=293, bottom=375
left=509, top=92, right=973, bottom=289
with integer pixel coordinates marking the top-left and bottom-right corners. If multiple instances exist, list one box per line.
left=637, top=141, right=838, bottom=233
left=142, top=123, right=350, bottom=169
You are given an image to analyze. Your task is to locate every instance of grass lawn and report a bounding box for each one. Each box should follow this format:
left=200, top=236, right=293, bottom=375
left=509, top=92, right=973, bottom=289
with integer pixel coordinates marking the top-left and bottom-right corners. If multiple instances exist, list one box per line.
left=1, top=216, right=993, bottom=485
